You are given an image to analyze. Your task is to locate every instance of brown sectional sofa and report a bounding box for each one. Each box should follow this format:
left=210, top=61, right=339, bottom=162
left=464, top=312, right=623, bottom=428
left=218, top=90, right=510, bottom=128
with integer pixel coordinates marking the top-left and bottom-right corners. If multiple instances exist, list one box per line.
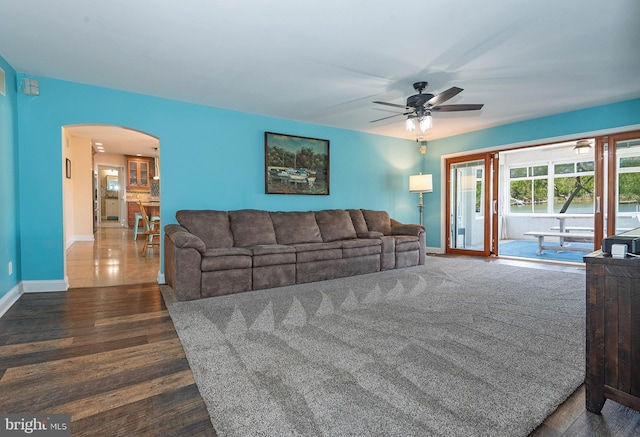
left=164, top=208, right=425, bottom=301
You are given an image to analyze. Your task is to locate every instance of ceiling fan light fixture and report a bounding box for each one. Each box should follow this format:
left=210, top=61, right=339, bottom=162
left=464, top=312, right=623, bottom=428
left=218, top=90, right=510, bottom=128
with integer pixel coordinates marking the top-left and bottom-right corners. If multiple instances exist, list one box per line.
left=405, top=117, right=416, bottom=132
left=574, top=140, right=592, bottom=155
left=419, top=113, right=432, bottom=133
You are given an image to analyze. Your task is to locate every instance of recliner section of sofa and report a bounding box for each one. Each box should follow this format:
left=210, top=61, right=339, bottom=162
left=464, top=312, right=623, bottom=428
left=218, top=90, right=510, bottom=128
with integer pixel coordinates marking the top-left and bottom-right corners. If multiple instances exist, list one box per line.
left=164, top=208, right=425, bottom=300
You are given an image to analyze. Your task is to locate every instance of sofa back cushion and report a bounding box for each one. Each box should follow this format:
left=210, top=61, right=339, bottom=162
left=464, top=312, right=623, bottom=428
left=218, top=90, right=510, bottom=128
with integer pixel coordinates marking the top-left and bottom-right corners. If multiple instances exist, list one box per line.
left=347, top=209, right=368, bottom=235
left=229, top=210, right=277, bottom=247
left=315, top=210, right=357, bottom=242
left=176, top=210, right=233, bottom=249
left=270, top=211, right=323, bottom=245
left=362, top=209, right=392, bottom=235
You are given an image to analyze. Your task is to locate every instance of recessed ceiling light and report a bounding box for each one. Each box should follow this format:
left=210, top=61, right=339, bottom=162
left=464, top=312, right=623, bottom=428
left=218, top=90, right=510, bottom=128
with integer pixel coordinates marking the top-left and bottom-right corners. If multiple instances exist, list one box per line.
left=95, top=142, right=103, bottom=146
left=136, top=153, right=142, bottom=156
left=98, top=149, right=105, bottom=153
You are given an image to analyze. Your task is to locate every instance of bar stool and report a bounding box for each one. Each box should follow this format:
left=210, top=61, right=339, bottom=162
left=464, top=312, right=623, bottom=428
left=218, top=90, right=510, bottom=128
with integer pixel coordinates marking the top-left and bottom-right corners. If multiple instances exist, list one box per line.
left=134, top=213, right=160, bottom=240
left=133, top=213, right=143, bottom=240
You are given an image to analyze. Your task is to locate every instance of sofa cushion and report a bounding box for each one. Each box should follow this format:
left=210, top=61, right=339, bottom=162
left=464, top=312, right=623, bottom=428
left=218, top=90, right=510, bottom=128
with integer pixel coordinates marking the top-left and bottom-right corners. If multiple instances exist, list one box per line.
left=341, top=238, right=382, bottom=258
left=394, top=235, right=420, bottom=252
left=362, top=209, right=392, bottom=235
left=250, top=244, right=296, bottom=256
left=292, top=241, right=342, bottom=263
left=251, top=245, right=296, bottom=267
left=315, top=210, right=357, bottom=242
left=229, top=210, right=277, bottom=247
left=201, top=248, right=252, bottom=271
left=270, top=211, right=323, bottom=245
left=347, top=209, right=368, bottom=234
left=176, top=210, right=233, bottom=249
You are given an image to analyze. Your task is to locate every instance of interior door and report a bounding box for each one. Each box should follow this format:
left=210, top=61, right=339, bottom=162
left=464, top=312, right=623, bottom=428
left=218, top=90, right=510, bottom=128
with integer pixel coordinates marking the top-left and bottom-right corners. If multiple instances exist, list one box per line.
left=446, top=152, right=497, bottom=256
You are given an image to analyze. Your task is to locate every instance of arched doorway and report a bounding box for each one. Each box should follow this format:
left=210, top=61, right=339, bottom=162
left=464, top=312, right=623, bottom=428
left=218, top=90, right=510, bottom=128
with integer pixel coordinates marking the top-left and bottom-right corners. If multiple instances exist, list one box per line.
left=62, top=124, right=161, bottom=288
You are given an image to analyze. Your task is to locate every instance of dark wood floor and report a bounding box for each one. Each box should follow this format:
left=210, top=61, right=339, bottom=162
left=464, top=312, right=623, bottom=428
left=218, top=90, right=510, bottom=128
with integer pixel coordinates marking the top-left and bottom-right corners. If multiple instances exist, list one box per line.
left=1, top=260, right=639, bottom=436
left=0, top=283, right=216, bottom=436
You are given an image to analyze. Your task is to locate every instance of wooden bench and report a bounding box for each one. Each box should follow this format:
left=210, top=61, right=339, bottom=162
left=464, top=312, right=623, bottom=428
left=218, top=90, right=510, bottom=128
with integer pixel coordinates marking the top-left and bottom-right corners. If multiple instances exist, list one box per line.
left=524, top=231, right=594, bottom=255
left=550, top=226, right=594, bottom=232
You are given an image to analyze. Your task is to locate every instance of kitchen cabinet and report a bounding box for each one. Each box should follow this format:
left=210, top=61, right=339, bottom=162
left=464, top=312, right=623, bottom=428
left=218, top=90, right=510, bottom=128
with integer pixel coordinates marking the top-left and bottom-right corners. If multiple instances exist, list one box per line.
left=104, top=199, right=119, bottom=219
left=126, top=156, right=151, bottom=190
left=127, top=201, right=160, bottom=227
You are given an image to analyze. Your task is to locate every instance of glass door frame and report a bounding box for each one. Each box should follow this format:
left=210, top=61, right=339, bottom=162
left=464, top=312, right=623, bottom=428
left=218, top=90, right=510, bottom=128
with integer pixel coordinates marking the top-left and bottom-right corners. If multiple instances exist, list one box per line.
left=445, top=152, right=498, bottom=257
left=603, top=129, right=640, bottom=240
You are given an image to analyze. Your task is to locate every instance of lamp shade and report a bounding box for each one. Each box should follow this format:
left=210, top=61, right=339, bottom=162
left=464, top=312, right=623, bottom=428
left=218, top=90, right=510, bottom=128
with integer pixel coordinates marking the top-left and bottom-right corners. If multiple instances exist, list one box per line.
left=409, top=174, right=433, bottom=193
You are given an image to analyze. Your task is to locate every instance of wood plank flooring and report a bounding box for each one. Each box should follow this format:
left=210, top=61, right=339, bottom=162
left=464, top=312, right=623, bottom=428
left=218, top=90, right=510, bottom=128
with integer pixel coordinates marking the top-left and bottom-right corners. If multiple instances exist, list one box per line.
left=2, top=236, right=639, bottom=435
left=0, top=283, right=216, bottom=436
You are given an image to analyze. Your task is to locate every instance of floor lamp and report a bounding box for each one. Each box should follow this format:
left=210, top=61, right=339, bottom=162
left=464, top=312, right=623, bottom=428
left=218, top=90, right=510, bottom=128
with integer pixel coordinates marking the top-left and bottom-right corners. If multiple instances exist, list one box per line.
left=409, top=173, right=433, bottom=226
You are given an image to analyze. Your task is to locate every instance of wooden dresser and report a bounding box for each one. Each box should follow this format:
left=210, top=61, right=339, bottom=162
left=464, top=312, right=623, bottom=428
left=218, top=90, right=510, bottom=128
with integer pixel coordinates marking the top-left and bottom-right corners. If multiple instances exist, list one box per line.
left=584, top=250, right=640, bottom=414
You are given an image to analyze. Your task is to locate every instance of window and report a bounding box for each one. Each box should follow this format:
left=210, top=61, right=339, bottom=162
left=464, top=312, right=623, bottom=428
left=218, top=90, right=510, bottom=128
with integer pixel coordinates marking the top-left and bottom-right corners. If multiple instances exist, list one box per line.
left=509, top=165, right=548, bottom=213
left=508, top=161, right=594, bottom=214
left=552, top=161, right=594, bottom=213
left=618, top=153, right=640, bottom=214
left=475, top=168, right=483, bottom=215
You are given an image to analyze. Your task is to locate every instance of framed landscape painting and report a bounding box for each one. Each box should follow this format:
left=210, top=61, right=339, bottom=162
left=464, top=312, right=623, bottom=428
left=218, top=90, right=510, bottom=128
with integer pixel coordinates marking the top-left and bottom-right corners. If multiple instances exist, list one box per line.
left=265, top=132, right=330, bottom=195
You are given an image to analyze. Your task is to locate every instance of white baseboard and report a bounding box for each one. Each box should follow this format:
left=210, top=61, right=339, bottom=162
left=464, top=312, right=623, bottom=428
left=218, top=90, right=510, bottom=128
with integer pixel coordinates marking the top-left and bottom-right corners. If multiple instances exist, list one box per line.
left=0, top=283, right=23, bottom=319
left=66, top=234, right=95, bottom=249
left=426, top=246, right=445, bottom=254
left=22, top=279, right=69, bottom=293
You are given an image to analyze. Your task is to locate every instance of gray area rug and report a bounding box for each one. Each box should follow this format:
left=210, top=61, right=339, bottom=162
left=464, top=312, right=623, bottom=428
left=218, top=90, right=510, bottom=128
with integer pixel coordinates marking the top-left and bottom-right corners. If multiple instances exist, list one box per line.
left=164, top=256, right=586, bottom=437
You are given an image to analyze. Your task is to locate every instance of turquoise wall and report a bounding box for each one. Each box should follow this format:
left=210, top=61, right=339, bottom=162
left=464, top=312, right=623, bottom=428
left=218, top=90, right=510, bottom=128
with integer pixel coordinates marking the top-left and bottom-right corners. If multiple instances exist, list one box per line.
left=423, top=98, right=640, bottom=247
left=15, top=76, right=421, bottom=283
left=0, top=55, right=20, bottom=300
left=7, top=63, right=640, bottom=288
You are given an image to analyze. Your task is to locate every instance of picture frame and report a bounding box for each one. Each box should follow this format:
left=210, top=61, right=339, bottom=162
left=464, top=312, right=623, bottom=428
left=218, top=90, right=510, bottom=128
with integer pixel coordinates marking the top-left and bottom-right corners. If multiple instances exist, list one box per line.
left=265, top=132, right=330, bottom=195
left=65, top=158, right=71, bottom=179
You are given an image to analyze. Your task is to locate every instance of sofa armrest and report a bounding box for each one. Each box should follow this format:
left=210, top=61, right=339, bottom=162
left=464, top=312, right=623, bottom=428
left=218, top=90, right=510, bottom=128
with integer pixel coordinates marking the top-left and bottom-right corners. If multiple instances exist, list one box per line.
left=391, top=224, right=425, bottom=237
left=390, top=220, right=426, bottom=265
left=164, top=227, right=204, bottom=301
left=165, top=224, right=207, bottom=253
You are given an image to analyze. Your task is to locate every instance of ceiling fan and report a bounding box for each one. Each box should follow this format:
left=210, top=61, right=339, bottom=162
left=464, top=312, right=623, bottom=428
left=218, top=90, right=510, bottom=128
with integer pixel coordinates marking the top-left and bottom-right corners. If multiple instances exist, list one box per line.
left=371, top=81, right=484, bottom=133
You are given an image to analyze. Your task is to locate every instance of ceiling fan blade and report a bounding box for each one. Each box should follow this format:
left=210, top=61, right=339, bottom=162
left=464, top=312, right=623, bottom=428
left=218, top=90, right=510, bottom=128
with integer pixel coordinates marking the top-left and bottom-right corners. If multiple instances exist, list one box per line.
left=431, top=104, right=484, bottom=112
left=425, top=87, right=463, bottom=107
left=373, top=101, right=411, bottom=110
left=369, top=112, right=411, bottom=123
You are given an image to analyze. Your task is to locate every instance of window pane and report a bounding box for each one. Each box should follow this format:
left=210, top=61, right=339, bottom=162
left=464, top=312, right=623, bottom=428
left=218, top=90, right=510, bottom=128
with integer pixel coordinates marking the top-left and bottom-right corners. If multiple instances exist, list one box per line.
left=577, top=161, right=594, bottom=172
left=553, top=176, right=594, bottom=213
left=510, top=180, right=531, bottom=213
left=554, top=163, right=574, bottom=174
left=533, top=179, right=548, bottom=211
left=620, top=156, right=640, bottom=168
left=532, top=165, right=548, bottom=176
left=618, top=172, right=640, bottom=212
left=510, top=167, right=527, bottom=178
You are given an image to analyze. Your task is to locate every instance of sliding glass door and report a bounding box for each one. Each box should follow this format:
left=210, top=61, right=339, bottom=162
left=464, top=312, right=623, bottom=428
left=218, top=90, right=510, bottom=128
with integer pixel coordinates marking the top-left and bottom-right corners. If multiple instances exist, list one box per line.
left=446, top=153, right=498, bottom=256
left=603, top=131, right=640, bottom=238
left=444, top=130, right=640, bottom=261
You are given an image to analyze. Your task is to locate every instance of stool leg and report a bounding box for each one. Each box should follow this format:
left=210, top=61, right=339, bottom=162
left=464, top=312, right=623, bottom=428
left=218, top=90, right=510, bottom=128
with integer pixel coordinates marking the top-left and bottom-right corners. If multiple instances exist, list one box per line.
left=133, top=214, right=141, bottom=240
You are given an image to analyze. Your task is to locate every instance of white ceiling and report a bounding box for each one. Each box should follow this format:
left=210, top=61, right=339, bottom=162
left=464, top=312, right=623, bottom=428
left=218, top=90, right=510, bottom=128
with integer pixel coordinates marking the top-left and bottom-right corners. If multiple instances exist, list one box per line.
left=2, top=0, right=640, bottom=154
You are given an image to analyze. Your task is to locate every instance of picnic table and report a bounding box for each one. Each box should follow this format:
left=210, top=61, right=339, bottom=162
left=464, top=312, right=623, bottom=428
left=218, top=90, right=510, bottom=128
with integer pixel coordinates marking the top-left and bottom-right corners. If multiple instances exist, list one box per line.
left=525, top=214, right=594, bottom=255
